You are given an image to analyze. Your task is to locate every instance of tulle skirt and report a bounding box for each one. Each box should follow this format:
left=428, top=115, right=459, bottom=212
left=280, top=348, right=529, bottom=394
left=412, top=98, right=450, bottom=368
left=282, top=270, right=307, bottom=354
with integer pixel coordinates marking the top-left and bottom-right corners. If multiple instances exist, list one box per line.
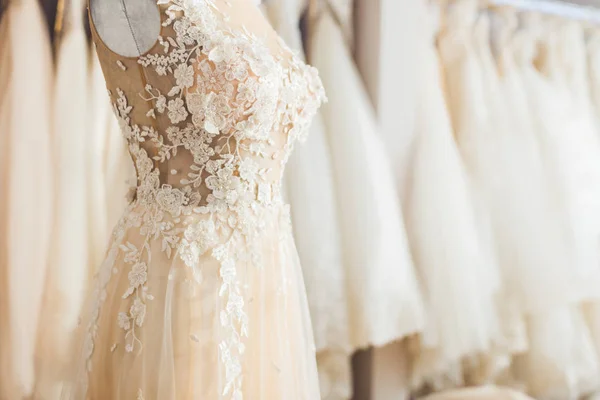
left=61, top=202, right=320, bottom=400
left=311, top=11, right=425, bottom=352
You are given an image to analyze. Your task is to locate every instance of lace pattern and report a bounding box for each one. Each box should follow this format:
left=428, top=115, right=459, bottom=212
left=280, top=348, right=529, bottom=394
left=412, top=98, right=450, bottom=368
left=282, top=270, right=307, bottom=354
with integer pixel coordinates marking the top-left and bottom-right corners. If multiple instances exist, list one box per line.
left=82, top=0, right=326, bottom=398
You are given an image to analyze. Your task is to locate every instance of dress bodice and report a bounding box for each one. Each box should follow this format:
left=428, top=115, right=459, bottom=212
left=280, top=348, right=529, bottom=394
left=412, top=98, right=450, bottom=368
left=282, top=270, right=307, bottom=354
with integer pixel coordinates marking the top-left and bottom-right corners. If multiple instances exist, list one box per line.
left=90, top=0, right=326, bottom=215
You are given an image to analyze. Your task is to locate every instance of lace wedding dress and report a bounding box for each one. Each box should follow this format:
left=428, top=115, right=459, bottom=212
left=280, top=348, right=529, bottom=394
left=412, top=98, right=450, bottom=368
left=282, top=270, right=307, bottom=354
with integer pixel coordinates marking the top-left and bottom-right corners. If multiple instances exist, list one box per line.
left=61, top=0, right=325, bottom=398
left=1, top=0, right=54, bottom=397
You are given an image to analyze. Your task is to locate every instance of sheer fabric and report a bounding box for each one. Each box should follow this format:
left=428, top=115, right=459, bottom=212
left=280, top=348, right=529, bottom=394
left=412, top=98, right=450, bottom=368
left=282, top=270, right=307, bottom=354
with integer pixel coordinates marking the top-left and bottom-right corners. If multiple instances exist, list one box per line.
left=508, top=15, right=600, bottom=399
left=1, top=0, right=54, bottom=397
left=61, top=0, right=325, bottom=398
left=406, top=2, right=501, bottom=388
left=265, top=1, right=351, bottom=399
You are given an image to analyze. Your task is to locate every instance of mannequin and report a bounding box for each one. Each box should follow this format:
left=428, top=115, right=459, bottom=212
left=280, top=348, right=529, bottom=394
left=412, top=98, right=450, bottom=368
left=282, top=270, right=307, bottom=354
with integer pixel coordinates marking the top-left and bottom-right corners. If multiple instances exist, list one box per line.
left=88, top=0, right=160, bottom=57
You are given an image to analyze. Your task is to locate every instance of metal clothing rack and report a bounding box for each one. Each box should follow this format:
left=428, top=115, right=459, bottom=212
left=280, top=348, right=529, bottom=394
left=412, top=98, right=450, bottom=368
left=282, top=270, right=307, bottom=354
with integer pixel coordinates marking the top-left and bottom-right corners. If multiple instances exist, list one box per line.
left=491, top=0, right=600, bottom=23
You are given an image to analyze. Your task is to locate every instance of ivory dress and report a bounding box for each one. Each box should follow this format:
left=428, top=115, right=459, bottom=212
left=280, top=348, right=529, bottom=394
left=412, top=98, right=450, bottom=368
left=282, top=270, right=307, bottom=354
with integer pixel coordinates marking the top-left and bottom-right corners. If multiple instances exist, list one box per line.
left=1, top=0, right=54, bottom=396
left=509, top=16, right=600, bottom=399
left=36, top=1, right=90, bottom=397
left=62, top=0, right=325, bottom=398
left=310, top=1, right=425, bottom=354
left=408, top=1, right=501, bottom=388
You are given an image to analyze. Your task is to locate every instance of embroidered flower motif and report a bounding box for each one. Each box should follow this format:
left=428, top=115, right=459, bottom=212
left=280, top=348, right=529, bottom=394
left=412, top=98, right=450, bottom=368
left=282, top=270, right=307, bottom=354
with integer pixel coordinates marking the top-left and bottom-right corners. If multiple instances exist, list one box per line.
left=130, top=299, right=147, bottom=327
left=236, top=78, right=258, bottom=104
left=117, top=312, right=131, bottom=330
left=238, top=158, right=258, bottom=182
left=156, top=95, right=167, bottom=113
left=186, top=93, right=204, bottom=115
left=155, top=185, right=187, bottom=216
left=197, top=60, right=227, bottom=94
left=174, top=63, right=195, bottom=88
left=202, top=92, right=232, bottom=133
left=127, top=262, right=148, bottom=290
left=84, top=0, right=327, bottom=397
left=167, top=98, right=188, bottom=123
left=208, top=38, right=238, bottom=64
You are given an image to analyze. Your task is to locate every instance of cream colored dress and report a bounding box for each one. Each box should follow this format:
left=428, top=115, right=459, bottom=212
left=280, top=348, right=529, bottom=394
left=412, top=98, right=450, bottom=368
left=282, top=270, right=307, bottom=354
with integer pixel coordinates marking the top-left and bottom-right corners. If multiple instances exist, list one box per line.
left=407, top=1, right=502, bottom=389
left=508, top=15, right=600, bottom=399
left=1, top=0, right=54, bottom=397
left=35, top=1, right=90, bottom=397
left=61, top=0, right=325, bottom=398
left=310, top=0, right=425, bottom=355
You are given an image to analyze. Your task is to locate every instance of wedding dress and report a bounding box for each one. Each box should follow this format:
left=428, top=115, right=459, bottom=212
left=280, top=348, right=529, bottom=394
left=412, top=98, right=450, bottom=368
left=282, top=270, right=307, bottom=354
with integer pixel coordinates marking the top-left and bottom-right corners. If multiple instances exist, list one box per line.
left=504, top=14, right=600, bottom=399
left=35, top=0, right=91, bottom=397
left=310, top=0, right=425, bottom=354
left=265, top=1, right=351, bottom=398
left=470, top=9, right=529, bottom=362
left=470, top=8, right=572, bottom=315
left=354, top=0, right=424, bottom=195
left=406, top=1, right=501, bottom=389
left=1, top=0, right=54, bottom=397
left=61, top=0, right=325, bottom=398
left=104, top=115, right=136, bottom=231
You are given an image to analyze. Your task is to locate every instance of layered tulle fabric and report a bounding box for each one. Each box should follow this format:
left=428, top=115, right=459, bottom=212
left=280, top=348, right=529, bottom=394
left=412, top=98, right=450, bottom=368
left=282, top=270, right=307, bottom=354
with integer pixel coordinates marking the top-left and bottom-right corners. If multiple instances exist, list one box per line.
left=61, top=0, right=326, bottom=398
left=405, top=2, right=502, bottom=389
left=311, top=9, right=425, bottom=352
left=62, top=203, right=320, bottom=400
left=507, top=15, right=600, bottom=399
left=2, top=0, right=54, bottom=397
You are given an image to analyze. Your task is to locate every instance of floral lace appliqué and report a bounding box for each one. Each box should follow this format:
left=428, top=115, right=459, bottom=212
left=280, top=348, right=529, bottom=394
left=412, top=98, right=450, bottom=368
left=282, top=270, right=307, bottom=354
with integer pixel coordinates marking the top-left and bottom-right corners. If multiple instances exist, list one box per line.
left=85, top=0, right=326, bottom=398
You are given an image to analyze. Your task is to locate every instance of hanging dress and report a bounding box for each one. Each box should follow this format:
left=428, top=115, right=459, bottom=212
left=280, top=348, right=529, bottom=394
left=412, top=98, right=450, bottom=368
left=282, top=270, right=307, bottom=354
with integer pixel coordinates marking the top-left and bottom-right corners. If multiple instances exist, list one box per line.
left=470, top=9, right=529, bottom=364
left=469, top=8, right=572, bottom=316
left=265, top=0, right=351, bottom=398
left=35, top=0, right=89, bottom=397
left=310, top=0, right=425, bottom=359
left=508, top=15, right=600, bottom=399
left=406, top=1, right=501, bottom=389
left=2, top=0, right=54, bottom=397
